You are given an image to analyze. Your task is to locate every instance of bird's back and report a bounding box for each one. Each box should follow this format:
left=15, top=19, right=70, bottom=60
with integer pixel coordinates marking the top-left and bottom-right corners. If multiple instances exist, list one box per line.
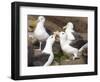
left=70, top=40, right=87, bottom=49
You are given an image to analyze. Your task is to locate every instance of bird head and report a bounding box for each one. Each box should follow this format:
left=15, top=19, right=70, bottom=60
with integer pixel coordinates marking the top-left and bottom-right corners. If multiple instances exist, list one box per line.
left=63, top=22, right=74, bottom=30
left=58, top=31, right=67, bottom=41
left=53, top=31, right=67, bottom=41
left=47, top=34, right=56, bottom=45
left=37, top=16, right=45, bottom=23
left=59, top=31, right=65, bottom=37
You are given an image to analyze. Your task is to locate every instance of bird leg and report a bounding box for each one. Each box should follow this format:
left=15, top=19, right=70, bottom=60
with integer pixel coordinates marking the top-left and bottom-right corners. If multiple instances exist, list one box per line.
left=73, top=53, right=78, bottom=60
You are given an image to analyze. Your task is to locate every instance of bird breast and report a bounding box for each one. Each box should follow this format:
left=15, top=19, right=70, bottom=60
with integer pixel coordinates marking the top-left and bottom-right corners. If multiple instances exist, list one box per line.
left=62, top=44, right=78, bottom=54
left=66, top=32, right=75, bottom=40
left=34, top=28, right=49, bottom=41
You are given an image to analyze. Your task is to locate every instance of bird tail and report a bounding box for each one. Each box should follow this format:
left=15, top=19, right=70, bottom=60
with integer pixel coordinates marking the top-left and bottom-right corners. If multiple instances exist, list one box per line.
left=79, top=43, right=88, bottom=52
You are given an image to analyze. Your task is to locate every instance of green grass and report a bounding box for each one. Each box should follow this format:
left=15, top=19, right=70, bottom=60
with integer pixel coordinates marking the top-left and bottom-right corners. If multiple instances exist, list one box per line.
left=54, top=52, right=70, bottom=65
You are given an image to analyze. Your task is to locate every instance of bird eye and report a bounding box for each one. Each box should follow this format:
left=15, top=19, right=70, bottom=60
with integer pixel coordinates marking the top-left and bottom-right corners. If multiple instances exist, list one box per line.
left=62, top=32, right=64, bottom=34
left=51, top=36, right=53, bottom=38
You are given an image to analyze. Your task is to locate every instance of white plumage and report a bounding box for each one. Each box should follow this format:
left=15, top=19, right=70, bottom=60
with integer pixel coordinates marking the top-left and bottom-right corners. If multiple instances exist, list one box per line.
left=60, top=22, right=88, bottom=60
left=31, top=34, right=56, bottom=66
left=42, top=34, right=56, bottom=66
left=33, top=16, right=49, bottom=50
left=63, top=22, right=75, bottom=40
left=59, top=32, right=78, bottom=60
left=59, top=31, right=87, bottom=60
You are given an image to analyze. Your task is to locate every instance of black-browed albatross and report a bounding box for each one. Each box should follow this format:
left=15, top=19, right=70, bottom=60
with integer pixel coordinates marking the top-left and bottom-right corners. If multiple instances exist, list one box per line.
left=59, top=31, right=87, bottom=60
left=63, top=22, right=87, bottom=49
left=33, top=16, right=51, bottom=50
left=63, top=22, right=75, bottom=40
left=32, top=34, right=56, bottom=66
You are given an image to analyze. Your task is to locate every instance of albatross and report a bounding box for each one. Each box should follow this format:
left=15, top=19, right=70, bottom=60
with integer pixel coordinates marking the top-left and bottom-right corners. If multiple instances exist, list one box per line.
left=63, top=22, right=87, bottom=49
left=63, top=22, right=75, bottom=40
left=58, top=31, right=87, bottom=60
left=33, top=16, right=50, bottom=50
left=32, top=34, right=56, bottom=66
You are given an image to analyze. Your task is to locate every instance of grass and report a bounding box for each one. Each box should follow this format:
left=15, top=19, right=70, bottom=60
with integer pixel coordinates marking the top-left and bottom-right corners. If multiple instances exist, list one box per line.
left=54, top=52, right=70, bottom=65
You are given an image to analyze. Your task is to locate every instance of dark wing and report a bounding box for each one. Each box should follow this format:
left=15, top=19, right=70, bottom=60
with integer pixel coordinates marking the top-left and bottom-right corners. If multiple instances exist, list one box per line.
left=70, top=40, right=87, bottom=49
left=32, top=53, right=50, bottom=66
left=45, top=28, right=52, bottom=35
left=72, top=32, right=83, bottom=40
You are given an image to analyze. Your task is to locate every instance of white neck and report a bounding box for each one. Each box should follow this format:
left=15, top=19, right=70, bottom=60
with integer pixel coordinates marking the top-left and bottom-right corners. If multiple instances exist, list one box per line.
left=65, top=28, right=75, bottom=40
left=42, top=40, right=54, bottom=66
left=60, top=37, right=71, bottom=47
left=34, top=22, right=45, bottom=34
left=42, top=41, right=53, bottom=54
left=65, top=28, right=74, bottom=33
left=37, top=21, right=44, bottom=27
left=43, top=53, right=54, bottom=66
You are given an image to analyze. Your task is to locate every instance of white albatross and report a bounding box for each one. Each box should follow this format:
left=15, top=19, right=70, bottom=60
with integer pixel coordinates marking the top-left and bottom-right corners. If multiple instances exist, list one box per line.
left=63, top=22, right=75, bottom=40
left=63, top=22, right=87, bottom=41
left=32, top=34, right=56, bottom=66
left=58, top=31, right=87, bottom=60
left=33, top=16, right=50, bottom=50
left=42, top=34, right=56, bottom=66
